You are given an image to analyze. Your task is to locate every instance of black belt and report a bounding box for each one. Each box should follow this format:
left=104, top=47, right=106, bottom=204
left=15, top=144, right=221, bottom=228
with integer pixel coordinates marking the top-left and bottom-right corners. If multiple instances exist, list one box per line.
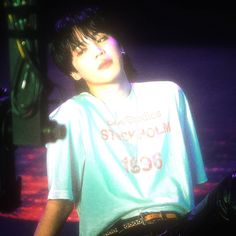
left=102, top=211, right=181, bottom=236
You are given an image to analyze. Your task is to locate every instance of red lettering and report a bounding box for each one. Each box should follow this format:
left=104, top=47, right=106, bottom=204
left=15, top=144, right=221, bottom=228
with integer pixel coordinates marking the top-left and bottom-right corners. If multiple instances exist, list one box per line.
left=140, top=156, right=152, bottom=171
left=111, top=130, right=121, bottom=140
left=121, top=132, right=129, bottom=141
left=163, top=122, right=171, bottom=132
left=155, top=126, right=165, bottom=135
left=122, top=157, right=129, bottom=172
left=130, top=158, right=141, bottom=174
left=152, top=153, right=162, bottom=169
left=128, top=130, right=136, bottom=139
left=101, top=129, right=109, bottom=140
left=146, top=128, right=155, bottom=137
left=122, top=154, right=163, bottom=174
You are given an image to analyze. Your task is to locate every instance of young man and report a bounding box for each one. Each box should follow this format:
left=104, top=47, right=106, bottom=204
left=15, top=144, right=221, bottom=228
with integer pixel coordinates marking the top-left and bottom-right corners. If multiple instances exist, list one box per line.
left=34, top=6, right=236, bottom=236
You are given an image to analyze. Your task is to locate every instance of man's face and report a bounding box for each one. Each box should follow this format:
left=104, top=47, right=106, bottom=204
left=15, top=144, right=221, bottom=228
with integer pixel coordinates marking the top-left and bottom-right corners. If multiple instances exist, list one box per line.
left=71, top=31, right=124, bottom=87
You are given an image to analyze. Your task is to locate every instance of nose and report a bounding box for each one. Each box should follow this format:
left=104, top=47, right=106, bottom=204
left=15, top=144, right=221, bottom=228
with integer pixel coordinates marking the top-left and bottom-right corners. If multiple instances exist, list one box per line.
left=95, top=48, right=105, bottom=58
left=91, top=44, right=105, bottom=58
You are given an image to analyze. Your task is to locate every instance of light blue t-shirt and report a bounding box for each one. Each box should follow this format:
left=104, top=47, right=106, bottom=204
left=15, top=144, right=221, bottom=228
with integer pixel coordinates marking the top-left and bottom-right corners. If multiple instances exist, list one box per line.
left=46, top=81, right=207, bottom=236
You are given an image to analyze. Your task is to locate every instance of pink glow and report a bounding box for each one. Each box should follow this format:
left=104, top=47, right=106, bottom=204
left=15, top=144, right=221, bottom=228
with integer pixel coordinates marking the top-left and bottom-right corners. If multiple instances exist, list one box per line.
left=0, top=147, right=79, bottom=222
left=0, top=146, right=229, bottom=222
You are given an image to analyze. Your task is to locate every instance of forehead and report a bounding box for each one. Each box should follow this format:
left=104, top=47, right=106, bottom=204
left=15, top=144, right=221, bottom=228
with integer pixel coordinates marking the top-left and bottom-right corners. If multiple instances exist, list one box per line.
left=72, top=28, right=100, bottom=45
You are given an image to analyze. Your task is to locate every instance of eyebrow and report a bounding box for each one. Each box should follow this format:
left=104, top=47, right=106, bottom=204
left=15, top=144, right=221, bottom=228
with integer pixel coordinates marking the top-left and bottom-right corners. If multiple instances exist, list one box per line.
left=71, top=30, right=107, bottom=51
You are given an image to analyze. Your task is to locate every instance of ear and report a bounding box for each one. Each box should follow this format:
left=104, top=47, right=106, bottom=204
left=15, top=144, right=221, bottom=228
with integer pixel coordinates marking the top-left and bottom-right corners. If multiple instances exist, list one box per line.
left=120, top=46, right=126, bottom=55
left=70, top=72, right=82, bottom=81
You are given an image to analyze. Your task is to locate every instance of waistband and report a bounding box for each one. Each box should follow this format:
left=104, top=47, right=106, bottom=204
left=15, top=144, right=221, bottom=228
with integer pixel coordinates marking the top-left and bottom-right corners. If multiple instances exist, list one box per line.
left=102, top=211, right=181, bottom=236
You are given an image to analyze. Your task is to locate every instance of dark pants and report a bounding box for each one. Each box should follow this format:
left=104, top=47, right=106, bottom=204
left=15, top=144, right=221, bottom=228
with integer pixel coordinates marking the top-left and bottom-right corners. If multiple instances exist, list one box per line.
left=158, top=171, right=236, bottom=236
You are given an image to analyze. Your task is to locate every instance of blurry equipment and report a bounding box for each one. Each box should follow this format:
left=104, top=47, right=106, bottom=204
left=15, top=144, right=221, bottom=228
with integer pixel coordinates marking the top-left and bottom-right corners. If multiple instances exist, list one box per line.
left=0, top=0, right=66, bottom=212
left=4, top=0, right=66, bottom=145
left=6, top=0, right=48, bottom=145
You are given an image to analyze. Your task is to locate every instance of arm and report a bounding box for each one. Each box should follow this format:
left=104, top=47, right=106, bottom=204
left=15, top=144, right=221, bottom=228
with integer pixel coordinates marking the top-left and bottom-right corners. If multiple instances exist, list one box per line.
left=34, top=199, right=74, bottom=236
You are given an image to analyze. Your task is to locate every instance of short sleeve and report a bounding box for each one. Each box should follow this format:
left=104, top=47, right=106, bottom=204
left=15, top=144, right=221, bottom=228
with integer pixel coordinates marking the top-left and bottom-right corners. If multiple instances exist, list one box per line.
left=46, top=100, right=83, bottom=203
left=177, top=86, right=208, bottom=185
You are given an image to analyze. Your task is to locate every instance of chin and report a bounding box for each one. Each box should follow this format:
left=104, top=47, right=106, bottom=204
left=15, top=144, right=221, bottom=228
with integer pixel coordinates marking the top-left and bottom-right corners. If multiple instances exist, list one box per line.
left=100, top=68, right=120, bottom=81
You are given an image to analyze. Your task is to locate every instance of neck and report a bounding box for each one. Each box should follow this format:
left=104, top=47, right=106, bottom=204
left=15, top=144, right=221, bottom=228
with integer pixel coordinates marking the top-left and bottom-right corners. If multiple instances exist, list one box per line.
left=87, top=74, right=131, bottom=105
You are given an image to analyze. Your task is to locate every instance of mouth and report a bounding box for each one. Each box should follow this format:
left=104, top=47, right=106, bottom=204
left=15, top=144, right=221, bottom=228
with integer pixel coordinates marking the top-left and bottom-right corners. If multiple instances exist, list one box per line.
left=98, top=59, right=113, bottom=70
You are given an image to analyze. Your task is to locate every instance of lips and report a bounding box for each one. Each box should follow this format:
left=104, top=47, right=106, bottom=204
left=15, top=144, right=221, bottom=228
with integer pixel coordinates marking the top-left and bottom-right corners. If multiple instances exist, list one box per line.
left=98, top=59, right=113, bottom=70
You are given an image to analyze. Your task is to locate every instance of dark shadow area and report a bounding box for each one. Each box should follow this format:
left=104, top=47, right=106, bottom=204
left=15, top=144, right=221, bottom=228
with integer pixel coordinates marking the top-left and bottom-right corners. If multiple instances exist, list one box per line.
left=0, top=217, right=79, bottom=236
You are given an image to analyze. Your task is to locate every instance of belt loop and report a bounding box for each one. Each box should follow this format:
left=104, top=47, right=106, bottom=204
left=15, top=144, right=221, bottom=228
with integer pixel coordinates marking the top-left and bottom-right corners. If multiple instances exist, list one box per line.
left=160, top=211, right=164, bottom=220
left=140, top=212, right=146, bottom=225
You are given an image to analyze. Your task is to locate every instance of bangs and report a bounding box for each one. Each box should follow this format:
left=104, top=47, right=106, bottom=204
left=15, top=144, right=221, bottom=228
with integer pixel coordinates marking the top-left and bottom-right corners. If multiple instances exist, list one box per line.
left=69, top=26, right=98, bottom=50
left=67, top=7, right=106, bottom=50
left=54, top=6, right=115, bottom=52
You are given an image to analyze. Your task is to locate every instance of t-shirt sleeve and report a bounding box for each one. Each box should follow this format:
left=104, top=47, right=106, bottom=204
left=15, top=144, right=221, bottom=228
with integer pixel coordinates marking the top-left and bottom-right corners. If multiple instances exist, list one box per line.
left=177, top=85, right=208, bottom=185
left=46, top=102, right=82, bottom=203
left=46, top=135, right=74, bottom=201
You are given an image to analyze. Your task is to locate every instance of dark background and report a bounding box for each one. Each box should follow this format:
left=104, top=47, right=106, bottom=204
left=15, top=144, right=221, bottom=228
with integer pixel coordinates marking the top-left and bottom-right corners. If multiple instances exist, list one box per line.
left=1, top=0, right=236, bottom=82
left=36, top=1, right=236, bottom=46
left=1, top=0, right=236, bottom=85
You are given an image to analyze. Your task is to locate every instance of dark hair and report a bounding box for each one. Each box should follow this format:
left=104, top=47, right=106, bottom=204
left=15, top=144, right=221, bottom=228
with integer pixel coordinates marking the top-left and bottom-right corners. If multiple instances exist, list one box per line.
left=50, top=5, right=137, bottom=93
left=51, top=6, right=104, bottom=74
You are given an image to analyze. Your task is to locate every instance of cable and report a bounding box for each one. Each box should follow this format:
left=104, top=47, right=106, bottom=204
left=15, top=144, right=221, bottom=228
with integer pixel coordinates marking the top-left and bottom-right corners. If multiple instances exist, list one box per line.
left=5, top=0, right=43, bottom=118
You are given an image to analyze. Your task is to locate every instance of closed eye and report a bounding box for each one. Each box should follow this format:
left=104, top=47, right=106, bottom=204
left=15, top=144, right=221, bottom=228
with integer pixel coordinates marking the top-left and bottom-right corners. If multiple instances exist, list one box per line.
left=96, top=35, right=108, bottom=43
left=75, top=46, right=87, bottom=56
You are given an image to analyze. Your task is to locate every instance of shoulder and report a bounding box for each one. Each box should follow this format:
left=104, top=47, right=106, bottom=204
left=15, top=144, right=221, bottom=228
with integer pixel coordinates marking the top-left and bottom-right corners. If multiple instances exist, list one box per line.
left=49, top=93, right=90, bottom=122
